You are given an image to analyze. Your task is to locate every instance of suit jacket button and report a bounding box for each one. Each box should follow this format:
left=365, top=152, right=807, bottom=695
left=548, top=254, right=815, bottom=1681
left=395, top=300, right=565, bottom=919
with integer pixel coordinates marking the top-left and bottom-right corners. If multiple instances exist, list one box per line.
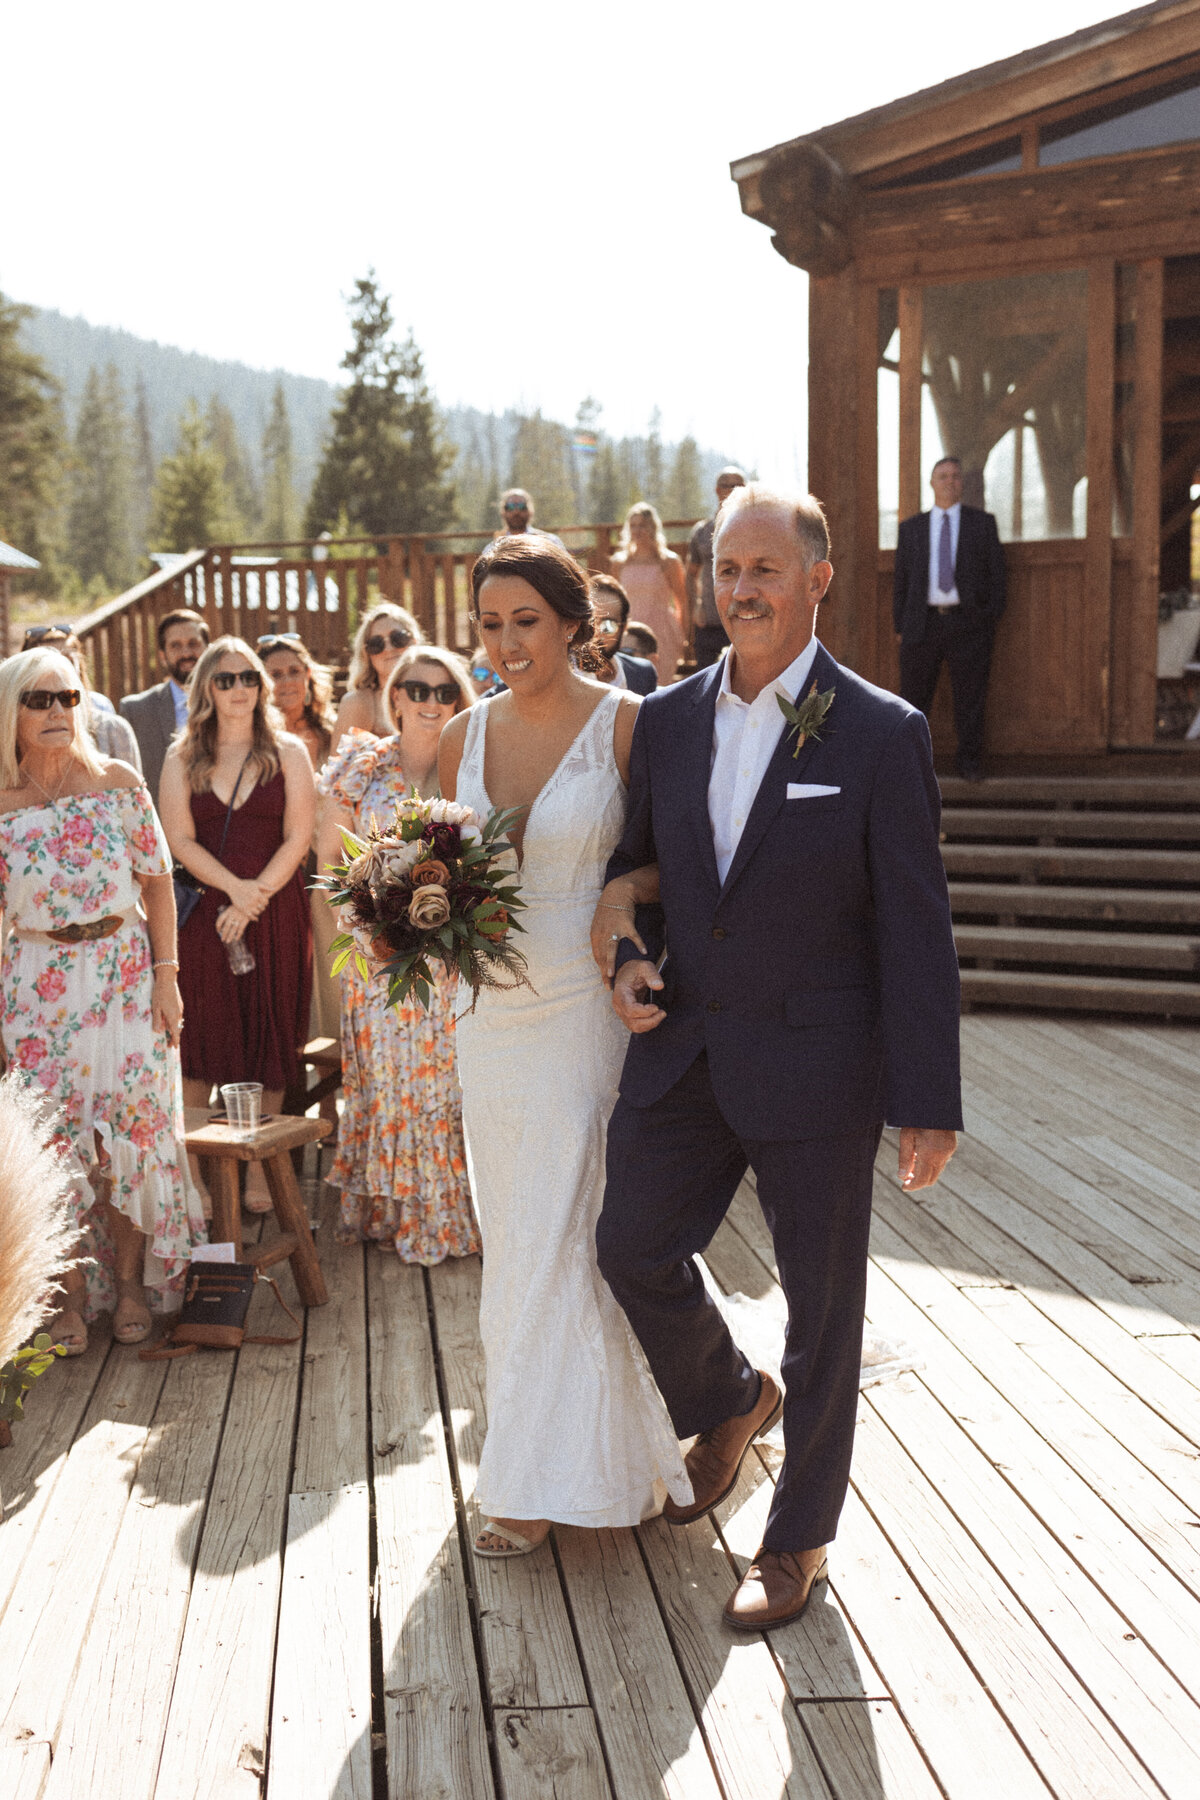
left=707, top=999, right=722, bottom=1013
left=711, top=926, right=726, bottom=940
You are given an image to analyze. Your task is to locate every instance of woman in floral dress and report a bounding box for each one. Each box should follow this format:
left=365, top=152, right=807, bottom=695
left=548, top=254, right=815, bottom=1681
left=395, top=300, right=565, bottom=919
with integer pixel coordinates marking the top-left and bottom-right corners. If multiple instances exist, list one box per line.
left=316, top=645, right=480, bottom=1262
left=0, top=649, right=204, bottom=1352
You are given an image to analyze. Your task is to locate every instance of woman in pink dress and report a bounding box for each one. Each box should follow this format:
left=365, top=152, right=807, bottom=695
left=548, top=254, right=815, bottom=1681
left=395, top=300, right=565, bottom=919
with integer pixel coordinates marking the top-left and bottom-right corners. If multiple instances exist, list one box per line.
left=609, top=503, right=689, bottom=683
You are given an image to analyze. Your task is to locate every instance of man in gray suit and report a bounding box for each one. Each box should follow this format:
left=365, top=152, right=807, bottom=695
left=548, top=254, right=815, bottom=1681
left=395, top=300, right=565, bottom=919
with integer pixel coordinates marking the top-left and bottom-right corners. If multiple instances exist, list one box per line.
left=119, top=610, right=209, bottom=802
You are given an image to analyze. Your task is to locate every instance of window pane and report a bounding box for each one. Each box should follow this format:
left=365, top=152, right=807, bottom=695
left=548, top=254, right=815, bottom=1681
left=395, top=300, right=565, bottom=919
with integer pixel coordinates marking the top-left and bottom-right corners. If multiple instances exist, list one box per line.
left=1114, top=265, right=1137, bottom=536
left=921, top=269, right=1089, bottom=540
left=882, top=139, right=1022, bottom=188
left=878, top=290, right=899, bottom=549
left=1040, top=78, right=1200, bottom=166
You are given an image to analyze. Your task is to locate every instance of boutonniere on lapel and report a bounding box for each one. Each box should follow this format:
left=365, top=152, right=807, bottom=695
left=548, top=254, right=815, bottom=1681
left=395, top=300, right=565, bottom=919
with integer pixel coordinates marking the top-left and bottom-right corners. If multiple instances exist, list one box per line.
left=777, top=682, right=835, bottom=758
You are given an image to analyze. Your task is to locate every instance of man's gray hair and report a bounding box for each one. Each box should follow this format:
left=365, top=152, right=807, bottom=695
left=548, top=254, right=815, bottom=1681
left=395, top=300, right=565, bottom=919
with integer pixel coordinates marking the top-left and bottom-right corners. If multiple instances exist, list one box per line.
left=714, top=483, right=831, bottom=569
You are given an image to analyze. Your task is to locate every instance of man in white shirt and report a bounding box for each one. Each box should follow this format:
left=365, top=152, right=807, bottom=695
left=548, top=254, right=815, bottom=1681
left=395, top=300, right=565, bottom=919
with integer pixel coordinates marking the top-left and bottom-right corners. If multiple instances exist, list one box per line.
left=119, top=610, right=209, bottom=803
left=892, top=456, right=1007, bottom=782
left=598, top=484, right=962, bottom=1633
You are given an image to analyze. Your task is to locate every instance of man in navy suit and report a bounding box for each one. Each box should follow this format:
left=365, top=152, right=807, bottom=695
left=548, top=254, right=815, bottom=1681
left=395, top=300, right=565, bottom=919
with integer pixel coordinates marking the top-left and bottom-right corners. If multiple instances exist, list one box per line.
left=595, top=485, right=961, bottom=1630
left=893, top=456, right=1006, bottom=782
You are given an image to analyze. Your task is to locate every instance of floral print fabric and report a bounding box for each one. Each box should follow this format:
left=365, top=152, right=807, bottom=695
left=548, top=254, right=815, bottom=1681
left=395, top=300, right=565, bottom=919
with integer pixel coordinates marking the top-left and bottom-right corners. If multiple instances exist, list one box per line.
left=317, top=731, right=479, bottom=1264
left=0, top=784, right=205, bottom=1317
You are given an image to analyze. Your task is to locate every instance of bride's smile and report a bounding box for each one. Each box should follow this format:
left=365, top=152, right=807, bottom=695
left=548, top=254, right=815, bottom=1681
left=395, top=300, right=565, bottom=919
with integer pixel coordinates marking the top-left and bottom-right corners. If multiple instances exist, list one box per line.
left=475, top=574, right=578, bottom=690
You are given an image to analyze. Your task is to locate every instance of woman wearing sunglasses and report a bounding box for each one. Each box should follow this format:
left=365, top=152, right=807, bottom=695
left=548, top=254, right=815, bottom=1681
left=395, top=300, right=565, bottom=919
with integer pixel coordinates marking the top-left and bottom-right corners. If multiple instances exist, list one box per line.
left=160, top=637, right=315, bottom=1212
left=330, top=603, right=425, bottom=753
left=0, top=650, right=204, bottom=1353
left=316, top=643, right=480, bottom=1263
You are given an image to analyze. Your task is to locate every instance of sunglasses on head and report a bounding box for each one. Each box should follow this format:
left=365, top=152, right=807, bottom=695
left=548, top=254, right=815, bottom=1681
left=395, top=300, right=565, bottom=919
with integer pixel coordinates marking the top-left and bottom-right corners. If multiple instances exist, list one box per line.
left=365, top=628, right=412, bottom=655
left=22, top=624, right=73, bottom=647
left=212, top=670, right=263, bottom=691
left=398, top=679, right=459, bottom=705
left=257, top=632, right=302, bottom=651
left=20, top=687, right=82, bottom=711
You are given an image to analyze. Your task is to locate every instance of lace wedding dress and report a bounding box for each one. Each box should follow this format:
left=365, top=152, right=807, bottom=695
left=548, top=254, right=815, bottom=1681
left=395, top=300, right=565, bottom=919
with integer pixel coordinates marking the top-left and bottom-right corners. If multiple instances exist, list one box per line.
left=455, top=686, right=692, bottom=1526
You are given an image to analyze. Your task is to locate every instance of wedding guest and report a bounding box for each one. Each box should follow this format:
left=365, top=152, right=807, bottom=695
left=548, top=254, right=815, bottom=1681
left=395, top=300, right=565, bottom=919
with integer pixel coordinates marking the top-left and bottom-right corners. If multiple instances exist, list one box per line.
left=330, top=602, right=424, bottom=751
left=0, top=649, right=204, bottom=1352
left=588, top=574, right=657, bottom=695
left=493, top=488, right=565, bottom=551
left=159, top=637, right=314, bottom=1212
left=120, top=609, right=210, bottom=802
left=316, top=644, right=479, bottom=1262
left=259, top=633, right=341, bottom=1045
left=687, top=466, right=746, bottom=668
left=610, top=504, right=688, bottom=682
left=19, top=625, right=142, bottom=771
left=622, top=621, right=659, bottom=663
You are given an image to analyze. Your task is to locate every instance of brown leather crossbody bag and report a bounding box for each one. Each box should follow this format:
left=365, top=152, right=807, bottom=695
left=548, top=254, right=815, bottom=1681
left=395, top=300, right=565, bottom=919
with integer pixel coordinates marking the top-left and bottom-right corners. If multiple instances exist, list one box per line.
left=140, top=1262, right=300, bottom=1360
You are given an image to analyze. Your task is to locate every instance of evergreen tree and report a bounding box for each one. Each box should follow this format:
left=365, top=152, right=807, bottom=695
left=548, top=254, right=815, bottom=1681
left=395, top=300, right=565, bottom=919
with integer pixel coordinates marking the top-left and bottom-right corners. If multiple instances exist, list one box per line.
left=306, top=272, right=456, bottom=537
left=587, top=440, right=622, bottom=526
left=509, top=410, right=575, bottom=528
left=151, top=400, right=238, bottom=551
left=0, top=290, right=67, bottom=586
left=131, top=374, right=155, bottom=561
left=67, top=363, right=135, bottom=591
left=261, top=381, right=299, bottom=542
left=664, top=435, right=706, bottom=520
left=205, top=397, right=260, bottom=538
left=643, top=408, right=665, bottom=510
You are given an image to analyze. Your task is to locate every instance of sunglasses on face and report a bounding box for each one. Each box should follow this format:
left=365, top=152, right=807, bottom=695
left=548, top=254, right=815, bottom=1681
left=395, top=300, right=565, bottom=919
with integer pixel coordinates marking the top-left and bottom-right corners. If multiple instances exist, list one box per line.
left=22, top=624, right=73, bottom=648
left=593, top=618, right=622, bottom=634
left=212, top=670, right=263, bottom=691
left=398, top=680, right=458, bottom=706
left=365, top=629, right=412, bottom=655
left=257, top=632, right=302, bottom=651
left=20, top=688, right=82, bottom=711
left=503, top=501, right=527, bottom=513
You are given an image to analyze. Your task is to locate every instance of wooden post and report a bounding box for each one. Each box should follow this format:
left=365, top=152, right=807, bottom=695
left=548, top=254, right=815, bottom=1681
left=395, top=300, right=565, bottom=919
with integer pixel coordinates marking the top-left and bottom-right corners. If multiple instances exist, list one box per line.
left=1124, top=258, right=1164, bottom=744
left=808, top=267, right=860, bottom=667
left=898, top=285, right=924, bottom=524
left=1085, top=258, right=1117, bottom=749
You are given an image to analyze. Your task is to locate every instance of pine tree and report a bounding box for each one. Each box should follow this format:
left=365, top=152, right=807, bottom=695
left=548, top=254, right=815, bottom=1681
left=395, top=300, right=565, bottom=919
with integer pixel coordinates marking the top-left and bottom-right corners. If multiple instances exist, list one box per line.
left=306, top=272, right=456, bottom=538
left=261, top=382, right=299, bottom=543
left=643, top=408, right=665, bottom=511
left=588, top=440, right=622, bottom=526
left=67, top=363, right=135, bottom=591
left=205, top=397, right=260, bottom=538
left=664, top=435, right=706, bottom=520
left=0, top=290, right=67, bottom=587
left=509, top=411, right=576, bottom=528
left=151, top=400, right=238, bottom=551
left=131, top=374, right=155, bottom=562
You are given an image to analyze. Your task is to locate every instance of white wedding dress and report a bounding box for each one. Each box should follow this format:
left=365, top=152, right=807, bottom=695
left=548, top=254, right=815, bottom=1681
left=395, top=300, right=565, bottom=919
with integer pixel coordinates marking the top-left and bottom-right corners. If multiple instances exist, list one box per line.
left=455, top=686, right=692, bottom=1526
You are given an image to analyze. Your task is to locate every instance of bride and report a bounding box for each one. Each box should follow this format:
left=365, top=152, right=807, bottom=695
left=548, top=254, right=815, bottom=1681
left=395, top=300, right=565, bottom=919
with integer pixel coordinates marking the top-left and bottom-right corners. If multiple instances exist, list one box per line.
left=440, top=535, right=691, bottom=1556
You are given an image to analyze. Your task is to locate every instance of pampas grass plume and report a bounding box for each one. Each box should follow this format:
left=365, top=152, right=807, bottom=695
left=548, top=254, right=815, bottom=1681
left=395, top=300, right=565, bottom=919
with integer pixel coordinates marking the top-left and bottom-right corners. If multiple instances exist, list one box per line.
left=0, top=1070, right=79, bottom=1364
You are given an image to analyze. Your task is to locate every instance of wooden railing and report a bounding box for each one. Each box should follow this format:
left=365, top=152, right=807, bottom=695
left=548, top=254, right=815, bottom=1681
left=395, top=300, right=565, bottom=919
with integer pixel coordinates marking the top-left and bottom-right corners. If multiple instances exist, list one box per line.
left=75, top=523, right=702, bottom=702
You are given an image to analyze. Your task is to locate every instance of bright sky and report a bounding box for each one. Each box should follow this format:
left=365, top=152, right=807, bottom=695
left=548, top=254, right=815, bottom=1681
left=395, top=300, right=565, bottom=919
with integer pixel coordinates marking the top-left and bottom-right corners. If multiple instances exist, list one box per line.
left=6, top=0, right=1117, bottom=484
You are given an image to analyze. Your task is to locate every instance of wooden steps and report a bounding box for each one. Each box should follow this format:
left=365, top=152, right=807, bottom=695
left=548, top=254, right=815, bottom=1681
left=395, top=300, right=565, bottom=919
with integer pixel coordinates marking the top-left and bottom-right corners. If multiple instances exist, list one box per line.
left=941, top=775, right=1200, bottom=1015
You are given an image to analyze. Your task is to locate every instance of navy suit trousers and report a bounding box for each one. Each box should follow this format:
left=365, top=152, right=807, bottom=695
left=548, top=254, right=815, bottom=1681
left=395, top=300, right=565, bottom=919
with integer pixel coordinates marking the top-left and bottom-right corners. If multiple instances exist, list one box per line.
left=597, top=1051, right=882, bottom=1552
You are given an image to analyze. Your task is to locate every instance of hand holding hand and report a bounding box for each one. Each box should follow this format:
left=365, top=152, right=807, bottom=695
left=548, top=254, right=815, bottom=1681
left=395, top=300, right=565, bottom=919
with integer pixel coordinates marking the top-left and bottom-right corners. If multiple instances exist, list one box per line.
left=612, top=959, right=666, bottom=1033
left=216, top=905, right=251, bottom=944
left=898, top=1127, right=957, bottom=1191
left=590, top=881, right=647, bottom=987
left=229, top=876, right=270, bottom=918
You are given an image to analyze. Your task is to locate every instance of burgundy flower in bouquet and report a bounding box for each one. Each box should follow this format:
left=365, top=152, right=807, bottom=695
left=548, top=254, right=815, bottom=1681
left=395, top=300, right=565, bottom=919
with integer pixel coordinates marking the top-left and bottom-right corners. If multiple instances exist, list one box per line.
left=322, top=795, right=529, bottom=1013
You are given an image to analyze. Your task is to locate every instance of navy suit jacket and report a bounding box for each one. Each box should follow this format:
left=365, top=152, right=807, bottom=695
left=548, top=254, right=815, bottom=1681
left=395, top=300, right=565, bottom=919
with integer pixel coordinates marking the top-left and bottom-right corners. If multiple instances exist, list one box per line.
left=616, top=651, right=658, bottom=695
left=892, top=506, right=1006, bottom=647
left=606, top=644, right=962, bottom=1141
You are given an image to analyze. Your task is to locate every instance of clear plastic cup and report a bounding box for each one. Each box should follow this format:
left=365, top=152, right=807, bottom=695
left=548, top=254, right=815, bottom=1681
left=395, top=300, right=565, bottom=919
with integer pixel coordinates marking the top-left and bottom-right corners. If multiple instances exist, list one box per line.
left=220, top=1082, right=263, bottom=1139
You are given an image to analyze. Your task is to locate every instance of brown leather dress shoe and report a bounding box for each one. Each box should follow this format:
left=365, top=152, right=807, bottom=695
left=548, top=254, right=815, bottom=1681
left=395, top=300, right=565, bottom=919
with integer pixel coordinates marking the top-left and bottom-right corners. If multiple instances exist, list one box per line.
left=723, top=1547, right=829, bottom=1631
left=662, top=1370, right=783, bottom=1525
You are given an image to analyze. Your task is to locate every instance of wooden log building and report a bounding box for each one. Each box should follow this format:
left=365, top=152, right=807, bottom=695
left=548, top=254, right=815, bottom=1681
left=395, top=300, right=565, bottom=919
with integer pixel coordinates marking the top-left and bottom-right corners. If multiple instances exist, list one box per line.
left=731, top=0, right=1200, bottom=756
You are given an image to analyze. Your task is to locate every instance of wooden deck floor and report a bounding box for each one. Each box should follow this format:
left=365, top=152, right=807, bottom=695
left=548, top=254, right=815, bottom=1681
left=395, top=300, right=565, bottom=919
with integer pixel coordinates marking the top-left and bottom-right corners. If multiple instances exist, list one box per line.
left=2, top=1015, right=1200, bottom=1799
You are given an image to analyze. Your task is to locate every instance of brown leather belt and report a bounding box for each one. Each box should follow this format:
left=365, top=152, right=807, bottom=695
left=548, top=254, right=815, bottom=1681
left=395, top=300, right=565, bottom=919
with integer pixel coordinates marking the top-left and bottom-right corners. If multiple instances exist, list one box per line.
left=14, top=907, right=138, bottom=946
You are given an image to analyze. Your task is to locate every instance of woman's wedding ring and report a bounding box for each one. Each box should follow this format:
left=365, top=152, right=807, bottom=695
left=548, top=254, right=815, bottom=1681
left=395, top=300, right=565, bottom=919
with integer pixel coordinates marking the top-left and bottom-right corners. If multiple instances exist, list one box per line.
left=610, top=932, right=621, bottom=941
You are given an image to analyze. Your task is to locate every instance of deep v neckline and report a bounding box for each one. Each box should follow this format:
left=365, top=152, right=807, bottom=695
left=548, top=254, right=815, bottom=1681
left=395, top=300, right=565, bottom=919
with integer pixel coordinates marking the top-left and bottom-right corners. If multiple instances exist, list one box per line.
left=477, top=689, right=617, bottom=869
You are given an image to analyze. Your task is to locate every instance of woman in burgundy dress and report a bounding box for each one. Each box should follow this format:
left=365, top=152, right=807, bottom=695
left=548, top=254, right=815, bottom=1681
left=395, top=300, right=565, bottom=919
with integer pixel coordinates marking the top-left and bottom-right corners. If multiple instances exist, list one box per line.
left=160, top=636, right=315, bottom=1210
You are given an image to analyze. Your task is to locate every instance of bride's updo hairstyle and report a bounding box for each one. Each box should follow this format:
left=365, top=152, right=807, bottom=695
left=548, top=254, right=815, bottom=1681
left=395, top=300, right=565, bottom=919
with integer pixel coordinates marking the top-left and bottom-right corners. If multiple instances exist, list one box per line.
left=470, top=536, right=603, bottom=672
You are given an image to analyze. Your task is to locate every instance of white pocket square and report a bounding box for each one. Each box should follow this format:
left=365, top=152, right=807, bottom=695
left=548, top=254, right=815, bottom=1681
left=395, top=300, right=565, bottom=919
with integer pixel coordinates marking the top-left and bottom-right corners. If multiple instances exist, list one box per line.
left=787, top=783, right=841, bottom=799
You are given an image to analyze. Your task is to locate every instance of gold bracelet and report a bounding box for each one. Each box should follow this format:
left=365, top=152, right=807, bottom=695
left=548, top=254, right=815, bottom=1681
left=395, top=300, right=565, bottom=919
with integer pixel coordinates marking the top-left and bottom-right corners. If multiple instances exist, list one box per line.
left=597, top=902, right=635, bottom=911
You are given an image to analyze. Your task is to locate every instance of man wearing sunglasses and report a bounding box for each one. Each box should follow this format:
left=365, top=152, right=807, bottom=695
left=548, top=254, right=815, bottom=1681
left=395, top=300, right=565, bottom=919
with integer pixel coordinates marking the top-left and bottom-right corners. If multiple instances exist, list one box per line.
left=119, top=610, right=210, bottom=804
left=493, top=488, right=565, bottom=552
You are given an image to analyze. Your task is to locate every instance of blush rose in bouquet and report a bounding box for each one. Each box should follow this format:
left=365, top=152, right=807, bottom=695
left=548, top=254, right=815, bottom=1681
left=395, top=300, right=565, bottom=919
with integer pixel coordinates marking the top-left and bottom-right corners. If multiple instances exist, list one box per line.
left=322, top=794, right=530, bottom=1012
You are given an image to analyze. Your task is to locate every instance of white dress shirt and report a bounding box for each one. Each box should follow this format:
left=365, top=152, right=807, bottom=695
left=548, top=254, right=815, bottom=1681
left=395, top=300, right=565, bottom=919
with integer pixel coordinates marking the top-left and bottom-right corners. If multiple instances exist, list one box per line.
left=928, top=502, right=961, bottom=606
left=169, top=679, right=189, bottom=730
left=708, top=637, right=820, bottom=884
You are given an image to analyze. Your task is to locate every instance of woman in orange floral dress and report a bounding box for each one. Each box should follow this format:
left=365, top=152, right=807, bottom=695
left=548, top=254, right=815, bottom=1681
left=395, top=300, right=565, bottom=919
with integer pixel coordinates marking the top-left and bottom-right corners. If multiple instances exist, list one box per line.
left=316, top=645, right=480, bottom=1262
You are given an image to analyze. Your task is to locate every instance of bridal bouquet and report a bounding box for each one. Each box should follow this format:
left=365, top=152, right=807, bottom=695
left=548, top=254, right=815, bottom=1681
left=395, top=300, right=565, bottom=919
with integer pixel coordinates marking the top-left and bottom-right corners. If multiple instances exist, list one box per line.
left=324, top=796, right=529, bottom=1013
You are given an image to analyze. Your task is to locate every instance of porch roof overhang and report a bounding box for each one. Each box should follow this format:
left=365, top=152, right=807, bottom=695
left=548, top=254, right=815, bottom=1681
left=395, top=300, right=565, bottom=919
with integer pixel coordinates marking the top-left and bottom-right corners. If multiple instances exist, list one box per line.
left=0, top=540, right=39, bottom=572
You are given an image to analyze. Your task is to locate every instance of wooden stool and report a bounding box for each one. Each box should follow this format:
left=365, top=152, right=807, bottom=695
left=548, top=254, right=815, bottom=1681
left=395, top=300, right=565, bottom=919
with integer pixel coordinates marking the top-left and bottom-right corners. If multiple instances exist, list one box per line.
left=281, top=1036, right=343, bottom=1126
left=184, top=1110, right=330, bottom=1308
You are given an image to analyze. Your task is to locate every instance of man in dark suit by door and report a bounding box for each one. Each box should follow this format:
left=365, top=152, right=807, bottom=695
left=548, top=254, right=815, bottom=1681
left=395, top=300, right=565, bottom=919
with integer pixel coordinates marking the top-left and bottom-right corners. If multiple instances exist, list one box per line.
left=893, top=456, right=1006, bottom=782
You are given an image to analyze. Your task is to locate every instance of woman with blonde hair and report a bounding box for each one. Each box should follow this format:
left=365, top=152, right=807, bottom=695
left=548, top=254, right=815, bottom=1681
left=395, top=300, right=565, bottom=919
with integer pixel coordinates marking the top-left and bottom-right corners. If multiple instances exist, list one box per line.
left=610, top=503, right=688, bottom=683
left=160, top=637, right=315, bottom=1211
left=0, top=649, right=203, bottom=1351
left=316, top=641, right=479, bottom=1262
left=331, top=601, right=424, bottom=750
